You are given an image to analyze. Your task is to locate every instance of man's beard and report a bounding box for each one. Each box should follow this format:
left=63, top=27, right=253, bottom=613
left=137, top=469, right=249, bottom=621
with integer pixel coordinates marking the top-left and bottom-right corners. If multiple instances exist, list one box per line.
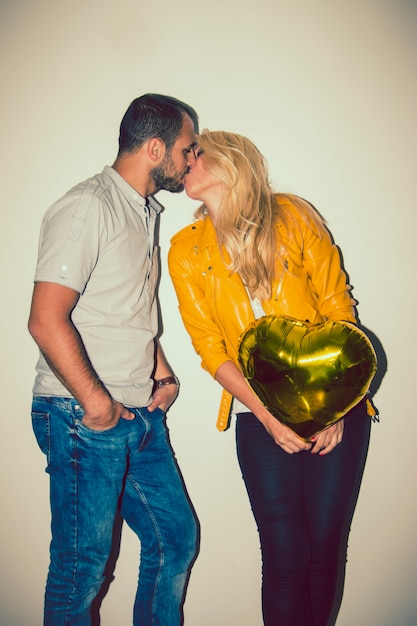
left=151, top=152, right=185, bottom=193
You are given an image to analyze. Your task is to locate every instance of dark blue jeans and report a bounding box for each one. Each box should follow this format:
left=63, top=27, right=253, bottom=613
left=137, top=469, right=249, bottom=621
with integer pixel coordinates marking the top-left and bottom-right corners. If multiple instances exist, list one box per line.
left=236, top=401, right=370, bottom=626
left=31, top=397, right=197, bottom=626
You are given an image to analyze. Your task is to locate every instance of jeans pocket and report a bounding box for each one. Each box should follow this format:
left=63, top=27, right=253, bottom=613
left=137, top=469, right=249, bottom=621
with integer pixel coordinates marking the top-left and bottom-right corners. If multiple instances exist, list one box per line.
left=75, top=414, right=131, bottom=440
left=31, top=410, right=50, bottom=461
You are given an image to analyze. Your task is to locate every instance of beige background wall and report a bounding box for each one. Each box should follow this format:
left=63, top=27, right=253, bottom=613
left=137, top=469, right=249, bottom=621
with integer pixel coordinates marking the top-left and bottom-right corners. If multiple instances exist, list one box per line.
left=1, top=1, right=416, bottom=624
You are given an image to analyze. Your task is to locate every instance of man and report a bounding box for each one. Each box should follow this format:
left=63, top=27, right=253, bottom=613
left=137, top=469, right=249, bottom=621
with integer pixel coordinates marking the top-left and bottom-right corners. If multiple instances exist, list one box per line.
left=28, top=94, right=199, bottom=626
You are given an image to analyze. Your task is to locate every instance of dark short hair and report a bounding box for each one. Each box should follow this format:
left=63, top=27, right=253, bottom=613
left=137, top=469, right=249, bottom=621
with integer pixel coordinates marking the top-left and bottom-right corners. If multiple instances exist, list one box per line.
left=117, top=93, right=199, bottom=156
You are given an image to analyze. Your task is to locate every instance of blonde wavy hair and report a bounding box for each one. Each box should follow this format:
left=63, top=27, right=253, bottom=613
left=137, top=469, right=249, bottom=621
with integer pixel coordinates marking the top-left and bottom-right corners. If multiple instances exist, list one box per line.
left=194, top=130, right=324, bottom=301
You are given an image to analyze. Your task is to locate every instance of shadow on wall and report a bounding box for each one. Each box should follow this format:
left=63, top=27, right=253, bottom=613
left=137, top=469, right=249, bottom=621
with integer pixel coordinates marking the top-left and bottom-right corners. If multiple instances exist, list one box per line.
left=328, top=323, right=387, bottom=626
left=358, top=324, right=388, bottom=421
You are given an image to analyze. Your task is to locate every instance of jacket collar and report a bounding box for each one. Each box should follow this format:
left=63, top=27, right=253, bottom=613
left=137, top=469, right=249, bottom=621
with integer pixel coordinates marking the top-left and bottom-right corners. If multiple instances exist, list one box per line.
left=193, top=217, right=248, bottom=295
left=192, top=216, right=218, bottom=253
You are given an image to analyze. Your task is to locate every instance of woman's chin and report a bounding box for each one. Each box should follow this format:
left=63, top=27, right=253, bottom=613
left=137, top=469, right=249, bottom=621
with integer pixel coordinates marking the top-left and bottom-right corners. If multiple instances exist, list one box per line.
left=184, top=184, right=195, bottom=200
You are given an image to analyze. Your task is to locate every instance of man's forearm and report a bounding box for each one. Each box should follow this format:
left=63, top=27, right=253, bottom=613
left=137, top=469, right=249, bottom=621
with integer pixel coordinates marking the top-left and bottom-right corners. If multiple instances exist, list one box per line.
left=31, top=316, right=112, bottom=411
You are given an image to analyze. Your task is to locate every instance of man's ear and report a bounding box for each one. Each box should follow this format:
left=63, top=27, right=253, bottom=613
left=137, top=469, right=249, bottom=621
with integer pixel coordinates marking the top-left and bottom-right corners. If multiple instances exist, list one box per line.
left=147, top=137, right=166, bottom=164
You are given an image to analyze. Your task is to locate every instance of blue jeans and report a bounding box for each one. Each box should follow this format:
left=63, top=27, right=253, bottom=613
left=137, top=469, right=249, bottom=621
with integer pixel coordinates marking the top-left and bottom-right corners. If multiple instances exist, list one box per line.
left=31, top=397, right=198, bottom=626
left=236, top=401, right=371, bottom=626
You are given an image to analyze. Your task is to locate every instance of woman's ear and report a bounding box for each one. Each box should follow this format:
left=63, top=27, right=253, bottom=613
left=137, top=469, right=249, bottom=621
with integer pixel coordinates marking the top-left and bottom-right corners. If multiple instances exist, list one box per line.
left=147, top=137, right=166, bottom=164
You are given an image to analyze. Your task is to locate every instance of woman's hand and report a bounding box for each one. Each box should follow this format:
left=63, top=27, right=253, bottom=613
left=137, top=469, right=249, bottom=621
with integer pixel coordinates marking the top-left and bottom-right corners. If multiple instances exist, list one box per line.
left=214, top=361, right=312, bottom=454
left=310, top=420, right=344, bottom=455
left=262, top=415, right=312, bottom=454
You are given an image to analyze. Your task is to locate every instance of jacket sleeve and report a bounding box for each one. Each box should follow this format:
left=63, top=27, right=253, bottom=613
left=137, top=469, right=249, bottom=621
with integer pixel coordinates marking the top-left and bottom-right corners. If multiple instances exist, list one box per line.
left=168, top=240, right=234, bottom=379
left=296, top=215, right=357, bottom=324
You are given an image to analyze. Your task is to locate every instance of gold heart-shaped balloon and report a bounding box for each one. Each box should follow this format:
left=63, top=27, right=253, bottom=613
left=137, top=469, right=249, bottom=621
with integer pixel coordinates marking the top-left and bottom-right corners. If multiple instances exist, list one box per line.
left=238, top=316, right=377, bottom=440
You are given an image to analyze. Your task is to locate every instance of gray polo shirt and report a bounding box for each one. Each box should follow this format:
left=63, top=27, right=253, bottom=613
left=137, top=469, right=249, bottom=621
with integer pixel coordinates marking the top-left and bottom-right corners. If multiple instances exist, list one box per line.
left=32, top=166, right=163, bottom=408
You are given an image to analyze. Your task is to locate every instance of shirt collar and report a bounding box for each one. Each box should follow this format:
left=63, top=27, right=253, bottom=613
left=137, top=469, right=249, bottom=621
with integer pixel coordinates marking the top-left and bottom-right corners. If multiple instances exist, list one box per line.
left=102, top=165, right=164, bottom=215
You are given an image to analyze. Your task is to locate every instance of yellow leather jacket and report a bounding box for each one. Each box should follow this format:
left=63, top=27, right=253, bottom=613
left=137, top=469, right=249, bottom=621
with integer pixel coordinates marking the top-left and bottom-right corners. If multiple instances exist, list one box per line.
left=168, top=195, right=356, bottom=429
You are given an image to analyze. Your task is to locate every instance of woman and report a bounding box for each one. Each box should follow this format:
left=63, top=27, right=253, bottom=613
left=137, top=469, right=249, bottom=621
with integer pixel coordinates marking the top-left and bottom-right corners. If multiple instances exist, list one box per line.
left=168, top=130, right=371, bottom=626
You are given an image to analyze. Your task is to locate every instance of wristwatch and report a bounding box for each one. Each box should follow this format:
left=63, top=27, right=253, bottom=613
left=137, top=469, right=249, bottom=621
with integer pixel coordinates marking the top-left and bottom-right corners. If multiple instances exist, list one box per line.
left=155, top=375, right=180, bottom=388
